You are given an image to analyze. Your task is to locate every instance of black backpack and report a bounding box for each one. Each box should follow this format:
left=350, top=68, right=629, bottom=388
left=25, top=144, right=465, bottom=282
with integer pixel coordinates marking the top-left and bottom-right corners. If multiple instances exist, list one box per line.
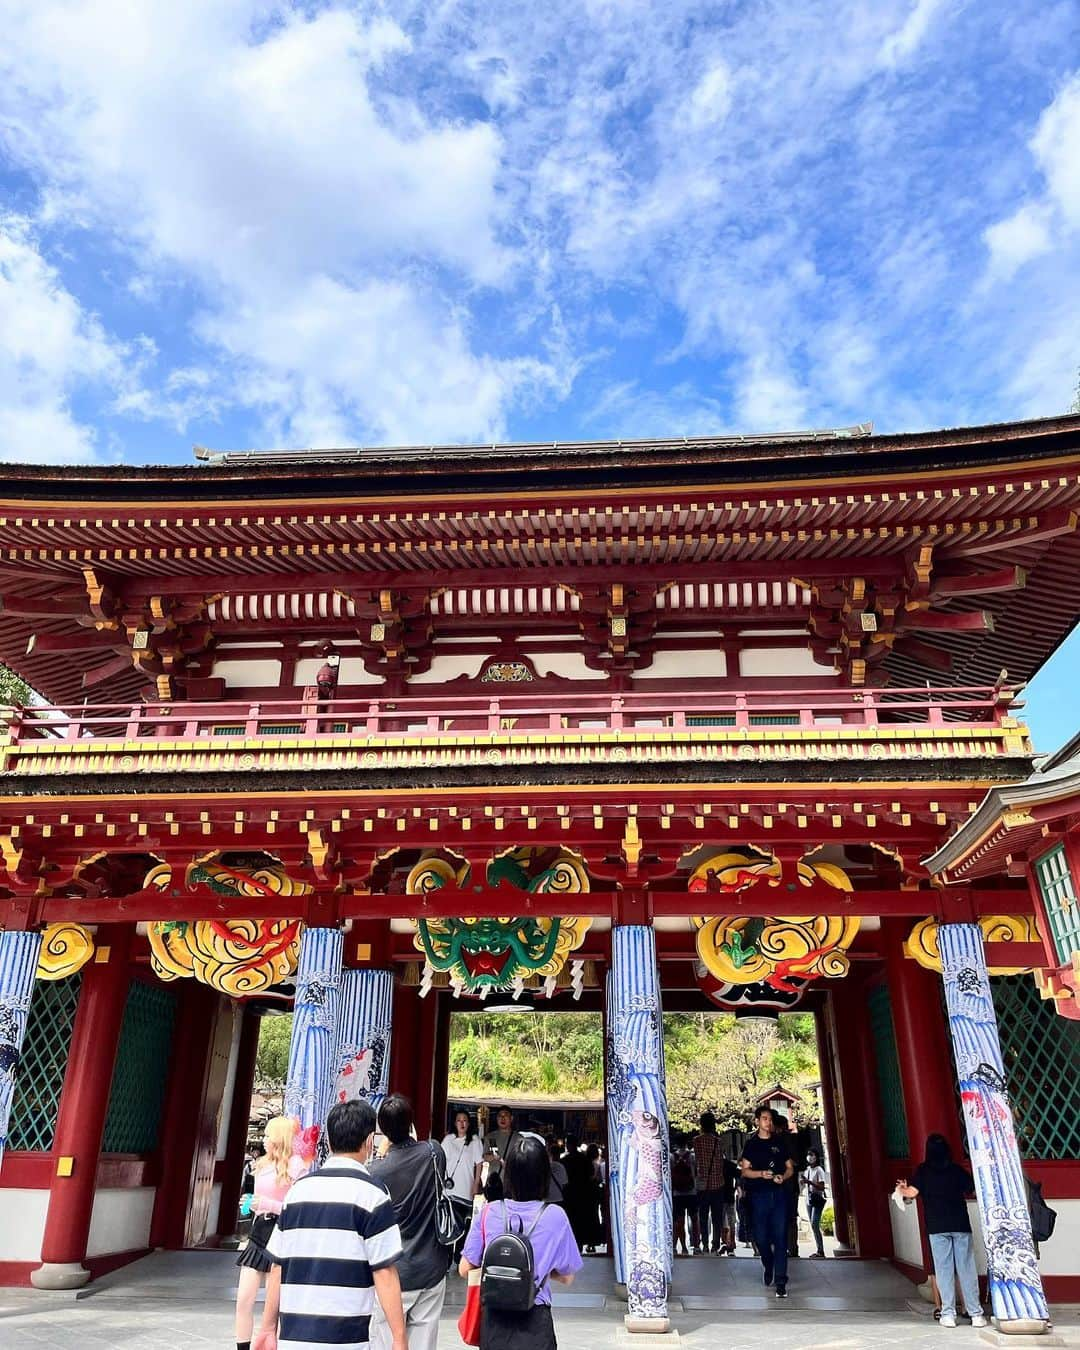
left=1029, top=1180, right=1057, bottom=1244
left=480, top=1202, right=547, bottom=1313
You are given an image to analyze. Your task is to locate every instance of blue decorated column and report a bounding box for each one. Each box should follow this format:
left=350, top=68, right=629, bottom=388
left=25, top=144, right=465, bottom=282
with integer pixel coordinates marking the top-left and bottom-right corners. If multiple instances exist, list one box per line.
left=938, top=923, right=1049, bottom=1334
left=608, top=925, right=672, bottom=1331
left=284, top=926, right=344, bottom=1168
left=0, top=930, right=42, bottom=1171
left=604, top=967, right=626, bottom=1285
left=334, top=968, right=393, bottom=1112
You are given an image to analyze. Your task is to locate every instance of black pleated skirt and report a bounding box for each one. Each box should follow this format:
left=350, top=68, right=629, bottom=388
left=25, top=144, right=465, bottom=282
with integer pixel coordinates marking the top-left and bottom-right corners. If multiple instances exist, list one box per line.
left=236, top=1213, right=278, bottom=1273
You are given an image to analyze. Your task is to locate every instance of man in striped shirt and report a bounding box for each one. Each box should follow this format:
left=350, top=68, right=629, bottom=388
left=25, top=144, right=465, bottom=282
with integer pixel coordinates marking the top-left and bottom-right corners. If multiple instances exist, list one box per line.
left=254, top=1099, right=408, bottom=1350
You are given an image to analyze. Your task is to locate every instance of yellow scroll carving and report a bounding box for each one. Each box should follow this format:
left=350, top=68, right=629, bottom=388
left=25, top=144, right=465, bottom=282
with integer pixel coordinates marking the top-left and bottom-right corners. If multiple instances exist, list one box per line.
left=36, top=923, right=95, bottom=980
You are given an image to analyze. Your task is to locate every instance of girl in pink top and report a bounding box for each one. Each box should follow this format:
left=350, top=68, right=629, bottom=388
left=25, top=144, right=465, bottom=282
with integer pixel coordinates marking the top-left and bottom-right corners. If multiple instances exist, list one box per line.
left=235, top=1117, right=305, bottom=1350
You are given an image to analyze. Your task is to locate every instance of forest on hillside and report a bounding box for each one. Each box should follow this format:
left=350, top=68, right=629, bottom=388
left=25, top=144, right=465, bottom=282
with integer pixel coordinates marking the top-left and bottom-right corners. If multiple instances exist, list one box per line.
left=256, top=1008, right=820, bottom=1132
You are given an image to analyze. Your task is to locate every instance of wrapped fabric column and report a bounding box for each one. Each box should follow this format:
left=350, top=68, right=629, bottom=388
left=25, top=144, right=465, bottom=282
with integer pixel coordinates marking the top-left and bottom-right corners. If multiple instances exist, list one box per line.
left=0, top=929, right=42, bottom=1169
left=604, top=966, right=626, bottom=1285
left=334, top=968, right=393, bottom=1112
left=938, top=922, right=1049, bottom=1333
left=608, top=924, right=672, bottom=1331
left=284, top=927, right=344, bottom=1167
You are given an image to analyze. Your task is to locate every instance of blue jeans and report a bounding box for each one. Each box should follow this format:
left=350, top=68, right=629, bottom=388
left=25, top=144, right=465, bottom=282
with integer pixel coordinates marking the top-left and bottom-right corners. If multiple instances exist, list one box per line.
left=928, top=1231, right=981, bottom=1319
left=807, top=1195, right=825, bottom=1254
left=751, top=1185, right=789, bottom=1288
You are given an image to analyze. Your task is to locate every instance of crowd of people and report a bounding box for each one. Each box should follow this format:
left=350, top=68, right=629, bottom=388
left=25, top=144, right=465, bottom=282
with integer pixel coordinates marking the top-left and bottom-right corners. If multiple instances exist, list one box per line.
left=237, top=1101, right=600, bottom=1350
left=670, top=1106, right=830, bottom=1297
left=236, top=1100, right=1009, bottom=1347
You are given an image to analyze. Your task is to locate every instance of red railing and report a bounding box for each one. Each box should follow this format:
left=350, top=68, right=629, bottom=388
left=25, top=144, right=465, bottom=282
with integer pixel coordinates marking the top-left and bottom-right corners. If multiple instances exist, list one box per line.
left=0, top=684, right=1022, bottom=746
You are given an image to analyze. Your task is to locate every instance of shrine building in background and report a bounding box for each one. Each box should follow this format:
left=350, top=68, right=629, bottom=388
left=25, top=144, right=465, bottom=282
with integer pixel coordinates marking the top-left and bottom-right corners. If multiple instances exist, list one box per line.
left=0, top=414, right=1079, bottom=1334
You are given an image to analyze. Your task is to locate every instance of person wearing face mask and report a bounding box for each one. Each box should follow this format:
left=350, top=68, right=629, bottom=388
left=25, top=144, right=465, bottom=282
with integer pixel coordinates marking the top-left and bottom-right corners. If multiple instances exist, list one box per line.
left=801, top=1147, right=828, bottom=1258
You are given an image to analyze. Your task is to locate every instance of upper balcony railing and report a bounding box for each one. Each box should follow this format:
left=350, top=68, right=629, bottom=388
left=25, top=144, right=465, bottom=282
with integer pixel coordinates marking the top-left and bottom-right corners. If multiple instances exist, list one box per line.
left=0, top=685, right=1029, bottom=778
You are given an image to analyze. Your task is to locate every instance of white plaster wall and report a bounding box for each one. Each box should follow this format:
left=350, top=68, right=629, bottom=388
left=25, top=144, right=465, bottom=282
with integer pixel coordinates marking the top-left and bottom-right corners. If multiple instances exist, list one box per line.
left=0, top=1189, right=49, bottom=1260
left=889, top=1196, right=925, bottom=1267
left=85, top=1187, right=157, bottom=1259
left=893, top=1199, right=1080, bottom=1279
left=527, top=651, right=606, bottom=680
left=1035, top=1198, right=1080, bottom=1276
left=739, top=646, right=827, bottom=677
left=294, top=656, right=380, bottom=686
left=964, top=1198, right=1080, bottom=1279
left=211, top=659, right=283, bottom=689
left=638, top=649, right=725, bottom=680
left=410, top=655, right=489, bottom=684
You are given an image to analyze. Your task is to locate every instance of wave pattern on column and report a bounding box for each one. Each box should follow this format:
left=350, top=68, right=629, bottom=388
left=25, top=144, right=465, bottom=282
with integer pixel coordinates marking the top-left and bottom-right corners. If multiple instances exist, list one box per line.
left=335, top=969, right=394, bottom=1111
left=0, top=930, right=43, bottom=1168
left=608, top=925, right=672, bottom=1321
left=938, top=922, right=1048, bottom=1325
left=284, top=927, right=344, bottom=1168
left=605, top=967, right=626, bottom=1285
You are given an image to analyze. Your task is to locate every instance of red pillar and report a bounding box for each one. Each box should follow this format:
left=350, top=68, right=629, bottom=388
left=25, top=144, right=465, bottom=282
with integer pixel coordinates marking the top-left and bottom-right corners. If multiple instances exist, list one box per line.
left=430, top=994, right=452, bottom=1140
left=216, top=1005, right=261, bottom=1239
left=413, top=992, right=439, bottom=1140
left=31, top=925, right=135, bottom=1290
left=882, top=918, right=963, bottom=1164
left=389, top=976, right=419, bottom=1099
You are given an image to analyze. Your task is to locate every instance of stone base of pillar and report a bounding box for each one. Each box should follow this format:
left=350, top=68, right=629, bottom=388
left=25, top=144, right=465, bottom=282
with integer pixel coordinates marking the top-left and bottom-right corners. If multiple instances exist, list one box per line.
left=30, top=1262, right=90, bottom=1290
left=620, top=1319, right=678, bottom=1341
left=979, top=1329, right=1066, bottom=1347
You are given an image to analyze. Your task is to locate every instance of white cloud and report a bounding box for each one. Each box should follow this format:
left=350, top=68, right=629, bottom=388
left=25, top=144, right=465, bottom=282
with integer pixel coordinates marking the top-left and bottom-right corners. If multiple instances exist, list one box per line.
left=199, top=274, right=575, bottom=446
left=0, top=218, right=136, bottom=463
left=682, top=60, right=734, bottom=130
left=985, top=74, right=1080, bottom=278
left=1030, top=73, right=1080, bottom=227
left=0, top=0, right=533, bottom=447
left=878, top=0, right=950, bottom=69
left=983, top=203, right=1054, bottom=280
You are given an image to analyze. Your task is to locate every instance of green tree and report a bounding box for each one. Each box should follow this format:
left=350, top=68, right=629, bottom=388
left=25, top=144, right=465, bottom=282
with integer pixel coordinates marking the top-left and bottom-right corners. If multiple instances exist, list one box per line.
left=256, top=1013, right=293, bottom=1086
left=0, top=664, right=30, bottom=705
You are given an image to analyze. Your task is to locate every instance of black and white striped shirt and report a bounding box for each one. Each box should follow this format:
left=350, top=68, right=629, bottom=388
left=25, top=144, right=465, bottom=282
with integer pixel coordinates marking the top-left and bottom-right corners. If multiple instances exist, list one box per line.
left=265, top=1156, right=402, bottom=1350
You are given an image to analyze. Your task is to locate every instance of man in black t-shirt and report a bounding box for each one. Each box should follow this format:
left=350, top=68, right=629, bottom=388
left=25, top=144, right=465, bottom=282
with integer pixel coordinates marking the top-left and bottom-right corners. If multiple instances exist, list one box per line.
left=739, top=1106, right=794, bottom=1297
left=368, top=1094, right=449, bottom=1350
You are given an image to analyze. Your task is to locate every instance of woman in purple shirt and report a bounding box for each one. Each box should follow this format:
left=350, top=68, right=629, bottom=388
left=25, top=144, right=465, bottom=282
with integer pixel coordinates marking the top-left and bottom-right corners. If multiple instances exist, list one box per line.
left=460, top=1133, right=584, bottom=1350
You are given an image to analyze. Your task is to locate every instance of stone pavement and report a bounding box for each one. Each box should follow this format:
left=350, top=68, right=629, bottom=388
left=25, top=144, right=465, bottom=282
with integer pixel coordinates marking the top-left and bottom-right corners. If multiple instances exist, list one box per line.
left=0, top=1250, right=1076, bottom=1349
left=3, top=1299, right=1080, bottom=1350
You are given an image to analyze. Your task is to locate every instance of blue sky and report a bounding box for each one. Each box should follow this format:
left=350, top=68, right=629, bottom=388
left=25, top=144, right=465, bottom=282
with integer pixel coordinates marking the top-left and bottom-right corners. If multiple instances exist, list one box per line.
left=0, top=0, right=1078, bottom=744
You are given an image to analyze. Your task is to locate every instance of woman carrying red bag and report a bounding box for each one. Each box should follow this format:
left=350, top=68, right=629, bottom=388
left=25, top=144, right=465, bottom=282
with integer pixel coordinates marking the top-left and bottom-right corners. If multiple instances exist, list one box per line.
left=459, top=1134, right=583, bottom=1350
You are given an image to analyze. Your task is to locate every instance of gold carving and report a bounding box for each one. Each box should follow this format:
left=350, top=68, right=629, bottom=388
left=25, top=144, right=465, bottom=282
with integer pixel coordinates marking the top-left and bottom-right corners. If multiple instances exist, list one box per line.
left=36, top=922, right=95, bottom=980
left=905, top=914, right=1042, bottom=975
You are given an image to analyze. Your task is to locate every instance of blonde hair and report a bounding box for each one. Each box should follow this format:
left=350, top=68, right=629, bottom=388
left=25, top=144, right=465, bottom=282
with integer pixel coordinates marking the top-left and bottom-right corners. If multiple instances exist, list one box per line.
left=259, top=1116, right=299, bottom=1186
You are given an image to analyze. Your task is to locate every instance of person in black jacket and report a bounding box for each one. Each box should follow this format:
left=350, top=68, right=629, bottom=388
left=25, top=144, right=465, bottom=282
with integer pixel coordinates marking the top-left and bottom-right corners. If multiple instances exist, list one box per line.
left=368, top=1094, right=450, bottom=1350
left=895, top=1134, right=987, bottom=1330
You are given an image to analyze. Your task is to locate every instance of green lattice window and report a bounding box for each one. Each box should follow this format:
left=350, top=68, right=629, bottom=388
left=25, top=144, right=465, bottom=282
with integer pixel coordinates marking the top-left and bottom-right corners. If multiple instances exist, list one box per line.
left=687, top=715, right=736, bottom=727
left=1034, top=845, right=1080, bottom=966
left=8, top=975, right=82, bottom=1151
left=750, top=714, right=800, bottom=726
left=867, top=983, right=910, bottom=1159
left=993, top=974, right=1080, bottom=1160
left=101, top=981, right=177, bottom=1154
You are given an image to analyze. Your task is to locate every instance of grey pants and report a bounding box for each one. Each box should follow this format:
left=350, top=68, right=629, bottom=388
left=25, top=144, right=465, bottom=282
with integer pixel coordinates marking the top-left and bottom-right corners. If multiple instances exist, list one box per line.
left=369, top=1276, right=447, bottom=1350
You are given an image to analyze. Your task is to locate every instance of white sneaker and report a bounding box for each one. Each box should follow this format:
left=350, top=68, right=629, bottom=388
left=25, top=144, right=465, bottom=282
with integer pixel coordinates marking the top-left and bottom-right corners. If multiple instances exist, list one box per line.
left=970, top=1315, right=987, bottom=1328
left=940, top=1313, right=957, bottom=1328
